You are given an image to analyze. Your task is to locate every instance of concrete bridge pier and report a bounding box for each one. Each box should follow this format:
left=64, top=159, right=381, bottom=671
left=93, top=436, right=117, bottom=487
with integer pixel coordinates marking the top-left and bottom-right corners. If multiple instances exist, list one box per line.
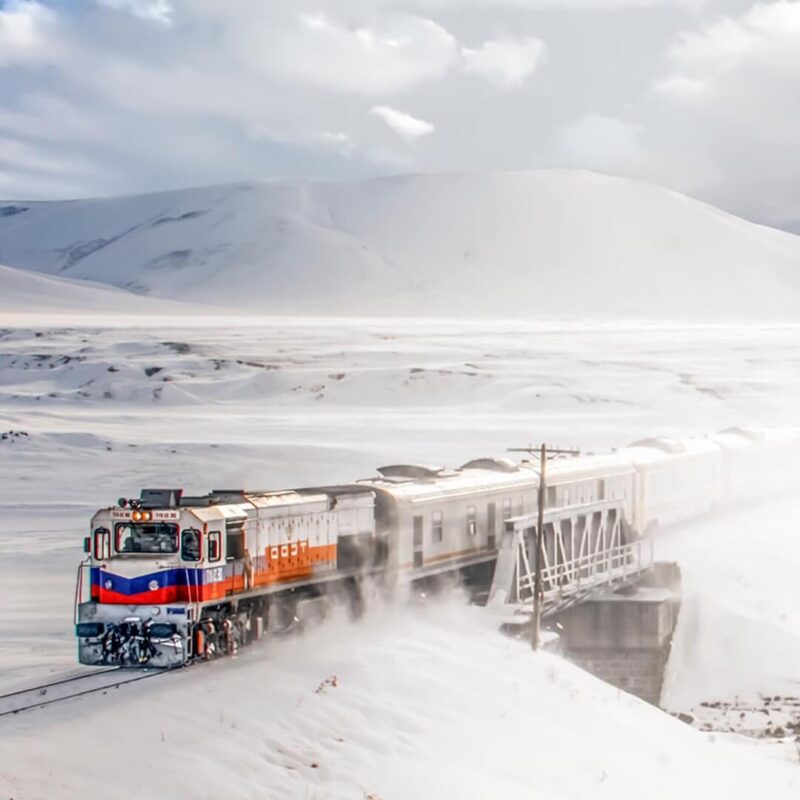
left=549, top=562, right=681, bottom=705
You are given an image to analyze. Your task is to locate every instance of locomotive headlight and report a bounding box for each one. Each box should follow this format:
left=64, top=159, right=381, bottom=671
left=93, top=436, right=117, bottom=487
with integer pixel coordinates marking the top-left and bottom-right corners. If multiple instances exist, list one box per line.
left=132, top=511, right=142, bottom=521
left=104, top=579, right=113, bottom=590
left=151, top=607, right=161, bottom=616
left=148, top=579, right=159, bottom=591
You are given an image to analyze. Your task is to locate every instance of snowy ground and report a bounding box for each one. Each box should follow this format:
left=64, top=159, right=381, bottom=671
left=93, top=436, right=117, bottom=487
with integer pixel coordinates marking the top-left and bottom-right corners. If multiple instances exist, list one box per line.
left=660, top=499, right=800, bottom=748
left=2, top=598, right=798, bottom=800
left=1, top=315, right=799, bottom=797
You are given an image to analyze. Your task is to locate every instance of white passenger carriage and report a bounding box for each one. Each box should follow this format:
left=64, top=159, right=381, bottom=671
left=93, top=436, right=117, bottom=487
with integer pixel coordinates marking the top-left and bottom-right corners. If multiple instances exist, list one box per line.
left=711, top=428, right=760, bottom=502
left=711, top=426, right=800, bottom=503
left=359, top=460, right=540, bottom=577
left=620, top=437, right=722, bottom=531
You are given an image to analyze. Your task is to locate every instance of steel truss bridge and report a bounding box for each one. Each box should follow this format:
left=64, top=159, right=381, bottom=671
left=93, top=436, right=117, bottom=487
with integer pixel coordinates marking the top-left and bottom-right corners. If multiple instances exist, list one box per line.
left=489, top=498, right=654, bottom=619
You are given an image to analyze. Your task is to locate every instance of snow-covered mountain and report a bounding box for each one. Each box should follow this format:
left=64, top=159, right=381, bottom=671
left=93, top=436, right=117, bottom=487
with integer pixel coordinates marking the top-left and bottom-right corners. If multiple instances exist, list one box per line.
left=1, top=170, right=799, bottom=318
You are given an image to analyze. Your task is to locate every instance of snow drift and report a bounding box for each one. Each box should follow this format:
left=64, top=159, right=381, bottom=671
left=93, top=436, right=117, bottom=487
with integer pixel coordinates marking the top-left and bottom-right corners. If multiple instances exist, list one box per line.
left=1, top=170, right=799, bottom=318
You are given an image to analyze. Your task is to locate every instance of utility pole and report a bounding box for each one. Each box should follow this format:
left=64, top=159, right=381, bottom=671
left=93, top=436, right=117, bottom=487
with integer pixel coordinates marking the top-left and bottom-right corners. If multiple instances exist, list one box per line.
left=508, top=443, right=580, bottom=651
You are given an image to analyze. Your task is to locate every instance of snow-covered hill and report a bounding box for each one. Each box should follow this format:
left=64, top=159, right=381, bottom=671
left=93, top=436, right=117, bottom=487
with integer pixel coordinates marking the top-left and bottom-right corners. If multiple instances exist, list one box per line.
left=2, top=171, right=799, bottom=318
left=0, top=262, right=203, bottom=316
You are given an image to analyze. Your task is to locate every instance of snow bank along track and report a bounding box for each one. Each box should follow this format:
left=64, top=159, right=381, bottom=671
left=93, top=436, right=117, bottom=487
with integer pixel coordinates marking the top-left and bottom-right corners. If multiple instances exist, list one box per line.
left=0, top=667, right=166, bottom=718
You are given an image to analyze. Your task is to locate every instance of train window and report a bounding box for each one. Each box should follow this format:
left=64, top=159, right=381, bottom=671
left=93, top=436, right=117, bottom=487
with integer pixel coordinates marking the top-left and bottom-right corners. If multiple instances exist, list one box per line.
left=93, top=527, right=110, bottom=560
left=547, top=486, right=557, bottom=506
left=181, top=528, right=201, bottom=562
left=466, top=506, right=477, bottom=536
left=502, top=498, right=512, bottom=519
left=115, top=522, right=178, bottom=554
left=208, top=531, right=221, bottom=562
left=564, top=489, right=570, bottom=506
left=517, top=498, right=523, bottom=516
left=432, top=511, right=443, bottom=543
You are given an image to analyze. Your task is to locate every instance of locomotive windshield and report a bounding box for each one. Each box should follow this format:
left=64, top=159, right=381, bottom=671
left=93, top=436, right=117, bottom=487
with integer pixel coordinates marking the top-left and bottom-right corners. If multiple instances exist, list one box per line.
left=114, top=522, right=178, bottom=554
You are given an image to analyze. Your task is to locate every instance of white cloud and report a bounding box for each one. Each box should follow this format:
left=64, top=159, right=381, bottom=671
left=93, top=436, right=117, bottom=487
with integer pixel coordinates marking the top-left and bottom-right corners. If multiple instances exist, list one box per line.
left=0, top=135, right=116, bottom=199
left=238, top=12, right=460, bottom=95
left=0, top=0, right=56, bottom=67
left=639, top=0, right=800, bottom=220
left=371, top=106, right=435, bottom=140
left=670, top=1, right=800, bottom=72
left=97, top=0, right=174, bottom=27
left=0, top=94, right=106, bottom=142
left=462, top=36, right=546, bottom=89
left=373, top=0, right=707, bottom=7
left=317, top=131, right=351, bottom=145
left=559, top=113, right=644, bottom=170
left=0, top=136, right=96, bottom=176
left=0, top=0, right=796, bottom=227
left=652, top=75, right=706, bottom=97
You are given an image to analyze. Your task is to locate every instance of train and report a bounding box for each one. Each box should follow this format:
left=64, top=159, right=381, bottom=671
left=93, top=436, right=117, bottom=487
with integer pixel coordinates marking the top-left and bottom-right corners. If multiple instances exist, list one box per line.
left=74, top=426, right=800, bottom=668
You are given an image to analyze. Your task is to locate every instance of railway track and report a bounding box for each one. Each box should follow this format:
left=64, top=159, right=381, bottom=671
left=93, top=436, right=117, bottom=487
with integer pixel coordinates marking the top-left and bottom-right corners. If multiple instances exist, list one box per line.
left=0, top=667, right=165, bottom=718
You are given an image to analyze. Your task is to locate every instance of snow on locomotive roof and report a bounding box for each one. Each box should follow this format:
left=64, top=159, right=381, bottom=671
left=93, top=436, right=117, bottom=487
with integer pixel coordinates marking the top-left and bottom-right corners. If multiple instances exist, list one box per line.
left=183, top=489, right=332, bottom=521
left=714, top=426, right=798, bottom=444
left=360, top=463, right=539, bottom=502
left=377, top=464, right=451, bottom=480
left=621, top=436, right=719, bottom=463
left=711, top=428, right=759, bottom=450
left=545, top=451, right=634, bottom=481
left=627, top=437, right=686, bottom=454
left=459, top=457, right=519, bottom=472
left=751, top=426, right=800, bottom=444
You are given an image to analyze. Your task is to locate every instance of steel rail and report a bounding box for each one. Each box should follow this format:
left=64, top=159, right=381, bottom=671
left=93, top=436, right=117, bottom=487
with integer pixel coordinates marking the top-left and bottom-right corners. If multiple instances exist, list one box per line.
left=0, top=667, right=166, bottom=718
left=0, top=667, right=121, bottom=701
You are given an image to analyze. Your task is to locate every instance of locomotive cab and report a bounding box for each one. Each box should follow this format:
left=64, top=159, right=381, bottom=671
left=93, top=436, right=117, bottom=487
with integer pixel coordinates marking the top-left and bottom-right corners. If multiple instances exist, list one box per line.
left=76, top=489, right=204, bottom=668
left=75, top=486, right=377, bottom=668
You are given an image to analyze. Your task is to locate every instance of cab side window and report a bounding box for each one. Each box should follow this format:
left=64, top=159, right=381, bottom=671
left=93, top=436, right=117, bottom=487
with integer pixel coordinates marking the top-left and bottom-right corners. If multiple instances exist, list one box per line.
left=181, top=528, right=201, bottom=562
left=93, top=527, right=110, bottom=560
left=207, top=531, right=222, bottom=563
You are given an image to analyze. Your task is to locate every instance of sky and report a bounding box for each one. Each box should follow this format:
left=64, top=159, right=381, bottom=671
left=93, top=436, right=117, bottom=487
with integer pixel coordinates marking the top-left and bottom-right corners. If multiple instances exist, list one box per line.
left=0, top=0, right=799, bottom=227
